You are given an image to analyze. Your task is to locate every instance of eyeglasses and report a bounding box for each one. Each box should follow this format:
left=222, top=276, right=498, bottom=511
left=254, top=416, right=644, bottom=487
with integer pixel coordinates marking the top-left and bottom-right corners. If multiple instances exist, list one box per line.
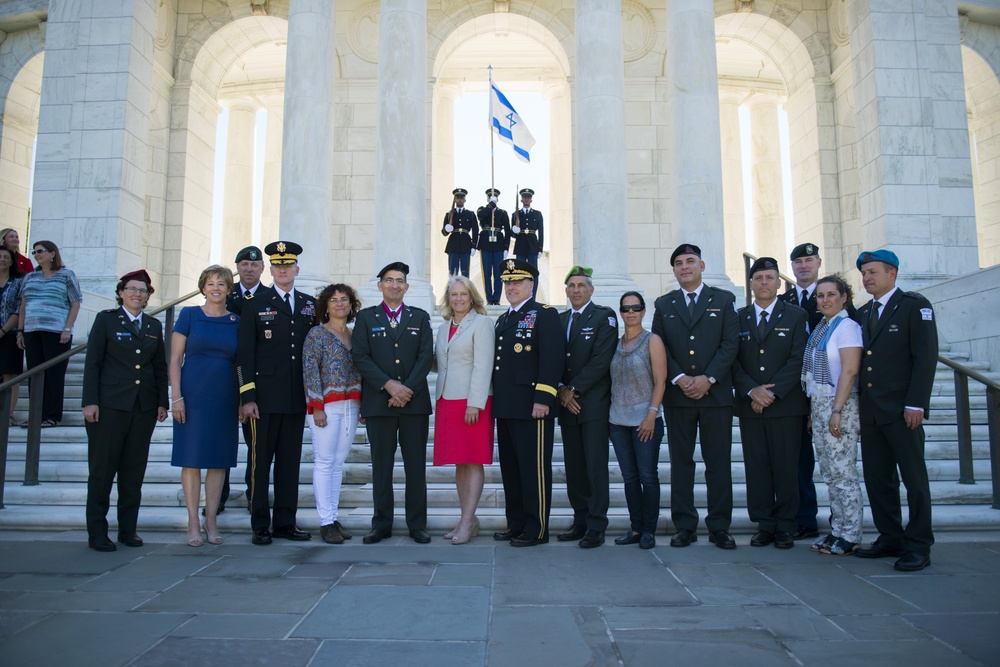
left=123, top=287, right=149, bottom=295
left=620, top=304, right=644, bottom=313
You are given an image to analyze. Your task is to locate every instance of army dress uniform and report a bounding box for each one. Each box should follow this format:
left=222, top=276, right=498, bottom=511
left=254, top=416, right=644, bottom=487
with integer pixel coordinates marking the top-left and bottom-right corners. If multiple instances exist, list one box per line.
left=558, top=295, right=618, bottom=539
left=351, top=292, right=434, bottom=537
left=511, top=190, right=544, bottom=267
left=492, top=260, right=564, bottom=544
left=237, top=245, right=315, bottom=539
left=733, top=292, right=810, bottom=543
left=442, top=188, right=479, bottom=278
left=854, top=251, right=938, bottom=562
left=651, top=273, right=739, bottom=538
left=477, top=189, right=511, bottom=304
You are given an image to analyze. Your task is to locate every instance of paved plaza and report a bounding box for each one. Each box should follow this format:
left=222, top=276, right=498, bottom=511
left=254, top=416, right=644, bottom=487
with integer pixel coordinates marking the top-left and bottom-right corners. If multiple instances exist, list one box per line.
left=0, top=530, right=997, bottom=666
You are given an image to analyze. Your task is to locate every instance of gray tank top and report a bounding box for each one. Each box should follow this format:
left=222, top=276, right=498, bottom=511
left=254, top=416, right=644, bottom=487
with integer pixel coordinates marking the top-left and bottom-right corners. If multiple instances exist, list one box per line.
left=610, top=330, right=656, bottom=427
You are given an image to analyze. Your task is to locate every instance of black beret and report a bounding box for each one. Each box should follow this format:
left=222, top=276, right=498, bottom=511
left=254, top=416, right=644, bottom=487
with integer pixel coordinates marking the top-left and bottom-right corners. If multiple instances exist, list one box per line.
left=670, top=243, right=702, bottom=265
left=377, top=261, right=410, bottom=279
left=235, top=245, right=262, bottom=263
left=789, top=243, right=819, bottom=261
left=748, top=256, right=780, bottom=278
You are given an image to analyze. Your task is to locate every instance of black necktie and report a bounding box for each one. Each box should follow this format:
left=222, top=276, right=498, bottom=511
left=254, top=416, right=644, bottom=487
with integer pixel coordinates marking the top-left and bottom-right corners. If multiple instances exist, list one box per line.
left=284, top=292, right=291, bottom=312
left=758, top=310, right=768, bottom=336
left=568, top=311, right=580, bottom=341
left=869, top=300, right=881, bottom=336
left=245, top=289, right=252, bottom=299
left=687, top=292, right=696, bottom=316
left=801, top=289, right=808, bottom=306
left=131, top=317, right=141, bottom=336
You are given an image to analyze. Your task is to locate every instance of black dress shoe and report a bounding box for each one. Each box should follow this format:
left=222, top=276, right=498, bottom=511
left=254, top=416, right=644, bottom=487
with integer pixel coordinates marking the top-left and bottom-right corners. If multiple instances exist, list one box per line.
left=709, top=530, right=737, bottom=550
left=750, top=530, right=774, bottom=547
left=510, top=533, right=548, bottom=547
left=557, top=525, right=587, bottom=542
left=894, top=551, right=931, bottom=572
left=88, top=536, right=116, bottom=552
left=793, top=525, right=820, bottom=540
left=493, top=529, right=514, bottom=541
left=614, top=531, right=641, bottom=545
left=854, top=539, right=905, bottom=559
left=272, top=526, right=311, bottom=541
left=670, top=529, right=697, bottom=547
left=363, top=528, right=389, bottom=544
left=252, top=528, right=272, bottom=545
left=578, top=530, right=604, bottom=549
left=410, top=529, right=431, bottom=544
left=639, top=532, right=656, bottom=549
left=773, top=531, right=795, bottom=549
left=117, top=532, right=143, bottom=547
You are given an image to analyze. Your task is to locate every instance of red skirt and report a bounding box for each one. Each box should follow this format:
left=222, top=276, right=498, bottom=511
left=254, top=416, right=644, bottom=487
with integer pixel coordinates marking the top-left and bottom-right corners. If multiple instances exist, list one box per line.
left=433, top=397, right=494, bottom=465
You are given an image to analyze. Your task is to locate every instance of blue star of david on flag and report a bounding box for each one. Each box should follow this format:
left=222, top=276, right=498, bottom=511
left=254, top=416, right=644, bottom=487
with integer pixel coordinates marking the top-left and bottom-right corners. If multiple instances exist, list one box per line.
left=489, top=82, right=536, bottom=163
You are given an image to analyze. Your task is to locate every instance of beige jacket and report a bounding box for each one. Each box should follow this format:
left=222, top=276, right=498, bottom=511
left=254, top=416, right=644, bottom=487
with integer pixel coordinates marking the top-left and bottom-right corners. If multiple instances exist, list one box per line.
left=434, top=311, right=494, bottom=408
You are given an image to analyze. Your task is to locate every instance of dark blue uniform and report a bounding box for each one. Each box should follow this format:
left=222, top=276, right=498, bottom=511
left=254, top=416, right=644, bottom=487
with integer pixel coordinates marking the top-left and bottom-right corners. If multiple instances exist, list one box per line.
left=476, top=203, right=511, bottom=303
left=442, top=208, right=479, bottom=277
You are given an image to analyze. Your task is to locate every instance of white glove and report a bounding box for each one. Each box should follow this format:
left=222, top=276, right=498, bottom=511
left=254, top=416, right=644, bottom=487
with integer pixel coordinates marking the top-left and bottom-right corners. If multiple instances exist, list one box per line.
left=503, top=250, right=509, bottom=259
left=445, top=223, right=454, bottom=233
left=470, top=249, right=477, bottom=258
left=511, top=225, right=520, bottom=234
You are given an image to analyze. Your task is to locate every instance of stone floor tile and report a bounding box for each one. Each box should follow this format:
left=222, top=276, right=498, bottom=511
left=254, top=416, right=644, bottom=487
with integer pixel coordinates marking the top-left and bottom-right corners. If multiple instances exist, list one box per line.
left=905, top=612, right=1000, bottom=665
left=489, top=606, right=598, bottom=667
left=300, top=542, right=492, bottom=564
left=667, top=563, right=799, bottom=605
left=338, top=563, right=435, bottom=585
left=194, top=554, right=301, bottom=578
left=0, top=540, right=141, bottom=575
left=494, top=546, right=691, bottom=606
left=743, top=605, right=851, bottom=640
left=867, top=574, right=1000, bottom=613
left=314, top=639, right=486, bottom=666
left=284, top=562, right=351, bottom=579
left=0, top=610, right=49, bottom=639
left=0, top=573, right=94, bottom=591
left=603, top=604, right=756, bottom=631
left=137, top=576, right=332, bottom=614
left=830, top=613, right=934, bottom=640
left=613, top=629, right=799, bottom=666
left=0, top=589, right=156, bottom=611
left=430, top=563, right=492, bottom=587
left=785, top=638, right=982, bottom=666
left=132, top=636, right=320, bottom=667
left=0, top=611, right=188, bottom=667
left=293, top=585, right=489, bottom=641
left=171, top=613, right=303, bottom=639
left=78, top=554, right=218, bottom=592
left=755, top=563, right=921, bottom=615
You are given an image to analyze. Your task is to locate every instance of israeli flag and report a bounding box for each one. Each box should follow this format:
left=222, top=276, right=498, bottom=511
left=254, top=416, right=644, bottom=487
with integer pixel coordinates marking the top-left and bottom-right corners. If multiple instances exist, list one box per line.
left=490, top=83, right=536, bottom=163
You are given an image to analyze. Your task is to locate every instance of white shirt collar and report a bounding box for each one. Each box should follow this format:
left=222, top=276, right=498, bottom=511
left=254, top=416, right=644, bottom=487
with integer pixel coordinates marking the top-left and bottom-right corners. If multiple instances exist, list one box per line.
left=798, top=282, right=816, bottom=299
left=873, top=286, right=898, bottom=308
left=273, top=285, right=293, bottom=306
left=121, top=307, right=141, bottom=325
left=754, top=301, right=777, bottom=319
left=240, top=282, right=261, bottom=296
left=684, top=283, right=705, bottom=301
left=508, top=300, right=528, bottom=314
left=571, top=301, right=592, bottom=316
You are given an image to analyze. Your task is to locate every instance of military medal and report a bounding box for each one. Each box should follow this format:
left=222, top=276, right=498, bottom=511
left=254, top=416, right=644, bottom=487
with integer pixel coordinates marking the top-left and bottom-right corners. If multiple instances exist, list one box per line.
left=264, top=330, right=272, bottom=339
left=390, top=319, right=398, bottom=329
left=514, top=343, right=523, bottom=353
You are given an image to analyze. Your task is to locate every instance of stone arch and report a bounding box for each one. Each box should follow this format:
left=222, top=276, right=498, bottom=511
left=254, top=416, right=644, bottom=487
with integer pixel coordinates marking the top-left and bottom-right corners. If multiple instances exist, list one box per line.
left=428, top=11, right=573, bottom=301
left=0, top=28, right=45, bottom=238
left=962, top=41, right=1000, bottom=267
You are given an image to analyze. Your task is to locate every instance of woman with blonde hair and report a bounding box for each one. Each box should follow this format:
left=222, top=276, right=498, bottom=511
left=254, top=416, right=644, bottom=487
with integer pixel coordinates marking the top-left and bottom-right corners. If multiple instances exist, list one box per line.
left=433, top=274, right=495, bottom=544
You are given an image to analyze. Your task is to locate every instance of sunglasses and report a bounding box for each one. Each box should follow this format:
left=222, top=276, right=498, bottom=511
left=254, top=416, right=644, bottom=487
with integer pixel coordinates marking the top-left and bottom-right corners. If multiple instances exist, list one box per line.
left=620, top=304, right=644, bottom=313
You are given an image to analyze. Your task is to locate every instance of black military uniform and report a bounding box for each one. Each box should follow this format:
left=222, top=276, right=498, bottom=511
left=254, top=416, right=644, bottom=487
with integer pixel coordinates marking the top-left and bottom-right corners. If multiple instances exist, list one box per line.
left=477, top=188, right=511, bottom=305
left=853, top=249, right=938, bottom=570
left=511, top=188, right=544, bottom=264
left=651, top=244, right=739, bottom=545
left=557, top=267, right=618, bottom=545
left=83, top=270, right=168, bottom=550
left=492, top=259, right=564, bottom=546
left=733, top=257, right=810, bottom=547
left=351, top=262, right=434, bottom=542
left=237, top=241, right=315, bottom=544
left=442, top=187, right=479, bottom=278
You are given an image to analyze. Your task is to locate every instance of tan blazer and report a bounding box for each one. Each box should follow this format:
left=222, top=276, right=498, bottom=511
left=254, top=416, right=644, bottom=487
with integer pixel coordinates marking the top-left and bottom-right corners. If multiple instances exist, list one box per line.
left=434, top=311, right=494, bottom=408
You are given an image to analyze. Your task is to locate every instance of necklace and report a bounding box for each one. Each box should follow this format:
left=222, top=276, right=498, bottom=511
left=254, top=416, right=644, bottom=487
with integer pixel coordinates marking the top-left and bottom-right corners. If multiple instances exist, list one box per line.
left=622, top=330, right=643, bottom=348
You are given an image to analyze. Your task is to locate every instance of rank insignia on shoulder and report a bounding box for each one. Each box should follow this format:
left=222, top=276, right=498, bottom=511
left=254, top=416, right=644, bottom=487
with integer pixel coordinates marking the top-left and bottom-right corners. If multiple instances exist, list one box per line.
left=608, top=317, right=616, bottom=326
left=920, top=308, right=933, bottom=321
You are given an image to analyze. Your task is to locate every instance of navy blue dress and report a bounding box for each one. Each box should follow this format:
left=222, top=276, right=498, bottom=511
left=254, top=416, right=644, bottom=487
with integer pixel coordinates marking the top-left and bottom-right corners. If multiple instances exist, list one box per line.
left=171, top=306, right=240, bottom=468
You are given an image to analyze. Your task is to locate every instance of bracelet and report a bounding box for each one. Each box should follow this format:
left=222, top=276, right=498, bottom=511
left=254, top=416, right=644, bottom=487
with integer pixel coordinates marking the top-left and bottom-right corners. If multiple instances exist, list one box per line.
left=831, top=408, right=842, bottom=415
left=647, top=406, right=658, bottom=412
left=172, top=397, right=184, bottom=403
left=63, top=328, right=72, bottom=332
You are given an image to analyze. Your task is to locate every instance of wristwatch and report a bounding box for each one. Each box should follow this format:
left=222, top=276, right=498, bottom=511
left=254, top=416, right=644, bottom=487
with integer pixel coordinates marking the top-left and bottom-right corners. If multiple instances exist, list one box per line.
left=707, top=376, right=717, bottom=385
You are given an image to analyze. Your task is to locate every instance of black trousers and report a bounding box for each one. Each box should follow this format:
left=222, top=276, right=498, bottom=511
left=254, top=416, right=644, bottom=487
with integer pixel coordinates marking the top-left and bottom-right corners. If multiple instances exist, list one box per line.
left=664, top=405, right=733, bottom=533
left=794, top=414, right=819, bottom=530
left=860, top=419, right=934, bottom=555
left=219, top=419, right=253, bottom=506
left=497, top=417, right=554, bottom=540
left=739, top=415, right=801, bottom=534
left=560, top=419, right=610, bottom=533
left=85, top=402, right=157, bottom=538
left=365, top=414, right=429, bottom=533
left=247, top=412, right=306, bottom=532
left=23, top=330, right=71, bottom=422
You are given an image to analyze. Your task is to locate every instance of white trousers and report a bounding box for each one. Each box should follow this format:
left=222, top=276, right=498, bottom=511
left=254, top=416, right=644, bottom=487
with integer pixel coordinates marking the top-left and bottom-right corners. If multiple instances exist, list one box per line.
left=307, top=400, right=360, bottom=525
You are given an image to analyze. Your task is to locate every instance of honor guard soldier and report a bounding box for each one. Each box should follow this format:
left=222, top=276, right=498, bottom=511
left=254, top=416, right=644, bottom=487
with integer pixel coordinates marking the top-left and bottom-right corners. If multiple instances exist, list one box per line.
left=652, top=244, right=740, bottom=550
left=237, top=241, right=315, bottom=545
left=442, top=188, right=479, bottom=278
left=351, top=262, right=434, bottom=544
left=778, top=243, right=857, bottom=540
left=476, top=187, right=511, bottom=305
left=556, top=266, right=618, bottom=548
left=492, top=259, right=564, bottom=546
left=733, top=257, right=810, bottom=549
left=217, top=244, right=266, bottom=515
left=511, top=188, right=544, bottom=296
left=852, top=250, right=938, bottom=572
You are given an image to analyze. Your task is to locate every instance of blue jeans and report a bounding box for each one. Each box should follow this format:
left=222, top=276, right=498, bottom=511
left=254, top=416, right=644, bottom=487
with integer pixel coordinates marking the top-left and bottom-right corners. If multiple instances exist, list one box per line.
left=447, top=252, right=470, bottom=277
left=609, top=419, right=663, bottom=534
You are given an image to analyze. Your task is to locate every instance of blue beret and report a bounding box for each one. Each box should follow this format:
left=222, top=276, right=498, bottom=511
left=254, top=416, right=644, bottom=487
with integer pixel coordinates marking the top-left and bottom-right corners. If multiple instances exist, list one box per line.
left=856, top=249, right=899, bottom=271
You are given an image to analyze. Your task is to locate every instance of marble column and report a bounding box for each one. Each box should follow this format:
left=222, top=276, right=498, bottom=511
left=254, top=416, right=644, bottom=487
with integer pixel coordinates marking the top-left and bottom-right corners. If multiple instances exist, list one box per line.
left=370, top=0, right=430, bottom=309
left=719, top=89, right=747, bottom=286
left=575, top=0, right=639, bottom=304
left=665, top=0, right=732, bottom=287
left=430, top=82, right=459, bottom=293
left=261, top=94, right=284, bottom=248
left=221, top=101, right=258, bottom=266
left=747, top=92, right=786, bottom=263
left=279, top=0, right=336, bottom=290
left=545, top=80, right=574, bottom=303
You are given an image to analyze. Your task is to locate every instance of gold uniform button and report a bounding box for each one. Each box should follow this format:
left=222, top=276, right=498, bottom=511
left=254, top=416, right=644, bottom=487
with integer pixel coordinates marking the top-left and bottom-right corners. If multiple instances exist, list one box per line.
left=690, top=336, right=695, bottom=340
left=759, top=349, right=765, bottom=354
left=496, top=356, right=501, bottom=360
left=691, top=365, right=696, bottom=370
left=291, top=344, right=295, bottom=348
left=760, top=366, right=765, bottom=371
left=135, top=349, right=140, bottom=354
left=134, top=364, right=140, bottom=369
left=689, top=350, right=695, bottom=355
left=566, top=352, right=571, bottom=357
left=395, top=359, right=400, bottom=364
left=395, top=343, right=399, bottom=348
left=499, top=336, right=503, bottom=341
left=867, top=383, right=872, bottom=387
left=495, top=366, right=500, bottom=370
left=291, top=355, right=296, bottom=360
left=867, top=367, right=872, bottom=372
left=134, top=380, right=141, bottom=385
left=866, top=350, right=872, bottom=356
